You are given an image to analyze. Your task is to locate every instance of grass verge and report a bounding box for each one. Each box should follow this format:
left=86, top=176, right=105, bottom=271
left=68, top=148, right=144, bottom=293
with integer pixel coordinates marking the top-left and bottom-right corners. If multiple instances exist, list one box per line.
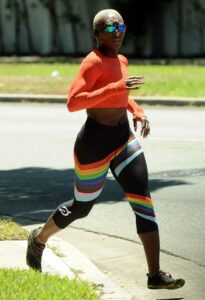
left=0, top=63, right=205, bottom=98
left=0, top=218, right=28, bottom=240
left=0, top=268, right=99, bottom=300
left=0, top=219, right=100, bottom=299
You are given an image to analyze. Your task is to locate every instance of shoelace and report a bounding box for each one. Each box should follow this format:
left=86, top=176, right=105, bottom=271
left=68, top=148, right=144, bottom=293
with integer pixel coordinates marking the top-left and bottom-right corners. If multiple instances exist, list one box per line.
left=159, top=270, right=172, bottom=278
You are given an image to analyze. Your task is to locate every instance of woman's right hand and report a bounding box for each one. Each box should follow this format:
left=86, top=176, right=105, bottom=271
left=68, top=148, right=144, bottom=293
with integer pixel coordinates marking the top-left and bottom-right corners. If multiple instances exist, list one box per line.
left=124, top=76, right=144, bottom=90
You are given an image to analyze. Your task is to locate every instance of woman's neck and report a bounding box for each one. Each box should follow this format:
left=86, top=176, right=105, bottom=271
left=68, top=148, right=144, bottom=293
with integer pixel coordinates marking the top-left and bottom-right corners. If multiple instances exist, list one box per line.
left=98, top=46, right=118, bottom=58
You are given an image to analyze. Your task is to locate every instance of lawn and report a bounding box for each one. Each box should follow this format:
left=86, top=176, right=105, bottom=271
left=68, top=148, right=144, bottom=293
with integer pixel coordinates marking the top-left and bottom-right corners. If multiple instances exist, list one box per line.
left=0, top=268, right=99, bottom=300
left=0, top=62, right=205, bottom=97
left=0, top=219, right=100, bottom=300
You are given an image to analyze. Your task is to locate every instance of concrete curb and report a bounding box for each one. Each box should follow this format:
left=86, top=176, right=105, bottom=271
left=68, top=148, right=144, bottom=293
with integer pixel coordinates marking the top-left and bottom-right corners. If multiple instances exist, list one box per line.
left=134, top=96, right=205, bottom=106
left=47, top=237, right=134, bottom=300
left=0, top=93, right=205, bottom=106
left=0, top=93, right=66, bottom=103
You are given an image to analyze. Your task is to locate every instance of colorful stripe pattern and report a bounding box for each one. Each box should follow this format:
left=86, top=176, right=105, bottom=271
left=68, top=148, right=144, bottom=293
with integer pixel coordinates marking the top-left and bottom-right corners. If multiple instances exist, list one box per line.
left=74, top=152, right=111, bottom=202
left=126, top=193, right=157, bottom=223
left=112, top=137, right=143, bottom=177
left=74, top=136, right=141, bottom=202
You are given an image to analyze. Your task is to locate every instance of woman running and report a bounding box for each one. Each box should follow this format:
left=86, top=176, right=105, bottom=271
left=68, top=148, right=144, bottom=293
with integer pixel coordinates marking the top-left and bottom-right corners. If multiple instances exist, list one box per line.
left=26, top=9, right=185, bottom=290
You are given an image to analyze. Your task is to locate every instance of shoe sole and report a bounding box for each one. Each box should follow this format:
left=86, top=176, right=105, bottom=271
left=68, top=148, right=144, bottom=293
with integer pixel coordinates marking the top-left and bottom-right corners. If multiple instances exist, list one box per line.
left=148, top=279, right=185, bottom=290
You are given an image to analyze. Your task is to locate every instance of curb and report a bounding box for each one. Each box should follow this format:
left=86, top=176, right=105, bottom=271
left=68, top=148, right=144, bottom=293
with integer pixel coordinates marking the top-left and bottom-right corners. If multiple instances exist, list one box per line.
left=0, top=93, right=66, bottom=103
left=47, top=237, right=134, bottom=300
left=134, top=96, right=205, bottom=106
left=0, top=93, right=205, bottom=106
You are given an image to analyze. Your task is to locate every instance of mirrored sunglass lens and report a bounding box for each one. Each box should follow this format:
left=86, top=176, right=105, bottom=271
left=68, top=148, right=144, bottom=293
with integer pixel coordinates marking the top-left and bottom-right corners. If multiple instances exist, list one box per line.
left=118, top=25, right=126, bottom=32
left=105, top=25, right=116, bottom=32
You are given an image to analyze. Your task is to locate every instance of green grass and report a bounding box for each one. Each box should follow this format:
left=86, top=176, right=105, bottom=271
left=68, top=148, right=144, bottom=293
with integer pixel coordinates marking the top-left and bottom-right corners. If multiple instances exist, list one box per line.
left=0, top=219, right=29, bottom=240
left=0, top=63, right=77, bottom=95
left=129, top=64, right=205, bottom=98
left=0, top=268, right=100, bottom=300
left=0, top=62, right=205, bottom=97
left=0, top=63, right=78, bottom=76
left=48, top=245, right=65, bottom=258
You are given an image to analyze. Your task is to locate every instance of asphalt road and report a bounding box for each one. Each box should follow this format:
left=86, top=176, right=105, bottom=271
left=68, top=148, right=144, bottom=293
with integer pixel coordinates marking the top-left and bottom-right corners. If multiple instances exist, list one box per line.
left=0, top=102, right=205, bottom=266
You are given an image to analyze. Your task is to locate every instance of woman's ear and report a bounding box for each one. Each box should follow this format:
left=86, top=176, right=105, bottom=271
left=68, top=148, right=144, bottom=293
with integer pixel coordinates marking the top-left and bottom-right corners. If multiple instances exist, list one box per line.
left=93, top=29, right=99, bottom=37
left=93, top=29, right=99, bottom=46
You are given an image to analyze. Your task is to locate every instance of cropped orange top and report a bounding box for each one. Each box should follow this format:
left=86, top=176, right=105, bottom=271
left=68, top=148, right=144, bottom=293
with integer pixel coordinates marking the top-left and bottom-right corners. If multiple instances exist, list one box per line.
left=67, top=49, right=144, bottom=120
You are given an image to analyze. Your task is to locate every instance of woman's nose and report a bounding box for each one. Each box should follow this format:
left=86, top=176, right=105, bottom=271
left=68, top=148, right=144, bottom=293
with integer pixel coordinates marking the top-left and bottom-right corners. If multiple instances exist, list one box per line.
left=114, top=29, right=120, bottom=35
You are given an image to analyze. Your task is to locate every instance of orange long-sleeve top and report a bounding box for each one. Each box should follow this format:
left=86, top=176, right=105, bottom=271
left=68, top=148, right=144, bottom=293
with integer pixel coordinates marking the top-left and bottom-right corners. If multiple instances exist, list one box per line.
left=67, top=49, right=144, bottom=120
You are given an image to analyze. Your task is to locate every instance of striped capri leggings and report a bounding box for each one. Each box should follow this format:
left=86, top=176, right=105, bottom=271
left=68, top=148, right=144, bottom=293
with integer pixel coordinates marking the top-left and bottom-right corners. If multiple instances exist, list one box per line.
left=52, top=116, right=158, bottom=234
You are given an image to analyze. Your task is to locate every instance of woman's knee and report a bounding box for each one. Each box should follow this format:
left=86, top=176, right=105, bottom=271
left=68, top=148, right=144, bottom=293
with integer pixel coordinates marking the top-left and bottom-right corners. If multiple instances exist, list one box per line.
left=51, top=200, right=94, bottom=229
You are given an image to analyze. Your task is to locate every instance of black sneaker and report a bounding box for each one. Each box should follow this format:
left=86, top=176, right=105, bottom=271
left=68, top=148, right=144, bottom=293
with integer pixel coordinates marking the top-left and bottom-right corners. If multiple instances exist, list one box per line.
left=26, top=228, right=45, bottom=272
left=147, top=270, right=185, bottom=289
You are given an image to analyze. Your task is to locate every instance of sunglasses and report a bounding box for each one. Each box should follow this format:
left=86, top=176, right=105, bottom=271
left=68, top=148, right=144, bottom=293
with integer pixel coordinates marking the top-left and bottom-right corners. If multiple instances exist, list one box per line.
left=104, top=24, right=127, bottom=33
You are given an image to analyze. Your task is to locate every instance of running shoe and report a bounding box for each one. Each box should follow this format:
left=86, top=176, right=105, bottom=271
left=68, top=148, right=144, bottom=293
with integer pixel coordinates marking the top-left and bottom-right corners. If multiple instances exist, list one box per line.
left=147, top=270, right=185, bottom=289
left=26, top=228, right=45, bottom=272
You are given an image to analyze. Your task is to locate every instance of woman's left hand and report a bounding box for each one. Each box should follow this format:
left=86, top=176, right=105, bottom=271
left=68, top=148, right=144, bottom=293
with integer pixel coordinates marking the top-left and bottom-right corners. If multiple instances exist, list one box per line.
left=133, top=115, right=150, bottom=138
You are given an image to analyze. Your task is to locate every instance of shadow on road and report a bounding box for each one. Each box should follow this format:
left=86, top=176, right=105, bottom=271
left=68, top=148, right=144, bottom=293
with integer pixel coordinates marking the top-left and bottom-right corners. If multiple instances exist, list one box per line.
left=0, top=167, right=188, bottom=226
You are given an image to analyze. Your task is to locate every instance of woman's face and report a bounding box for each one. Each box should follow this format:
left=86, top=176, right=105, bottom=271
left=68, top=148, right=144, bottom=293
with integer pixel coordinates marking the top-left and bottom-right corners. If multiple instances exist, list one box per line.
left=95, top=12, right=126, bottom=55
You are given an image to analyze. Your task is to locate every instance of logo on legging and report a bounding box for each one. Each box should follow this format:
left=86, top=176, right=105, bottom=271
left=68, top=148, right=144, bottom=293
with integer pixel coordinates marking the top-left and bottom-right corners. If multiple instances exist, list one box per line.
left=59, top=206, right=71, bottom=216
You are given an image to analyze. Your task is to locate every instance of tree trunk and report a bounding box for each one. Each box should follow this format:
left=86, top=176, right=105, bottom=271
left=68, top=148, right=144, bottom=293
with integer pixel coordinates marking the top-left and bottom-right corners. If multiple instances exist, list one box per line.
left=14, top=0, right=21, bottom=54
left=151, top=3, right=164, bottom=57
left=71, top=24, right=79, bottom=54
left=0, top=2, right=4, bottom=53
left=22, top=0, right=33, bottom=52
left=199, top=11, right=204, bottom=54
left=49, top=0, right=63, bottom=53
left=177, top=0, right=183, bottom=57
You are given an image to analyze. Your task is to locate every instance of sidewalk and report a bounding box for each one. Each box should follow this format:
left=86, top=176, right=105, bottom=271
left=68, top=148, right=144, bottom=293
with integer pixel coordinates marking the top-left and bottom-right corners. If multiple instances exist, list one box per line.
left=0, top=226, right=205, bottom=300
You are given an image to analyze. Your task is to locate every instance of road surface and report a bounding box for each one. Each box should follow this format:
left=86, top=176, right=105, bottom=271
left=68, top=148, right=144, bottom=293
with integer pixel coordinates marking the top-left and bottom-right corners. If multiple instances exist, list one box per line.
left=0, top=102, right=204, bottom=266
